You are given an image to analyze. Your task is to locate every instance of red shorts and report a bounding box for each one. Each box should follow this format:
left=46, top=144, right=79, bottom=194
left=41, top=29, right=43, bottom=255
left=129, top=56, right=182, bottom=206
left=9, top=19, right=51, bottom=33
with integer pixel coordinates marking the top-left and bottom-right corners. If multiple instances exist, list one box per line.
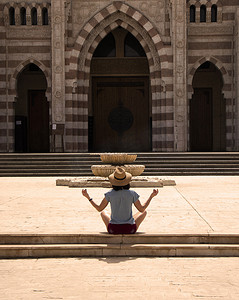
left=107, top=223, right=137, bottom=234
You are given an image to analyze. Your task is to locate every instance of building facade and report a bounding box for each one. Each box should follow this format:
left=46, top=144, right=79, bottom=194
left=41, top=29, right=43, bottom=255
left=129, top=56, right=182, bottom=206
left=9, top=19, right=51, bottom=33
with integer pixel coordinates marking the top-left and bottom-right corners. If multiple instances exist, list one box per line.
left=0, top=0, right=238, bottom=153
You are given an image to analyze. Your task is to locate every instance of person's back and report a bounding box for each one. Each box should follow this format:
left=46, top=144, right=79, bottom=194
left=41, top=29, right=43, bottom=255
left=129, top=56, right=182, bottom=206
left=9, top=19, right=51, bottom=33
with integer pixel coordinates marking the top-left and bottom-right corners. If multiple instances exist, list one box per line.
left=105, top=189, right=139, bottom=224
left=82, top=166, right=158, bottom=234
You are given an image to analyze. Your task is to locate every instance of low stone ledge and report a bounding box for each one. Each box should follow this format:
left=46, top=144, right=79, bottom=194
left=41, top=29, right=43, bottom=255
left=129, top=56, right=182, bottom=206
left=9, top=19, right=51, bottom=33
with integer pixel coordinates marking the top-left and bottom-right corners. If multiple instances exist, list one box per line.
left=56, top=176, right=176, bottom=188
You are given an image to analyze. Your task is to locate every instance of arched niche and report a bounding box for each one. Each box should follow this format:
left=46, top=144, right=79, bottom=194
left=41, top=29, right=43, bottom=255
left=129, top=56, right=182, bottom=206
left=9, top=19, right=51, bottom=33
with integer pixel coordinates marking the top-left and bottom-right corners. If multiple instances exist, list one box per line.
left=15, top=63, right=49, bottom=152
left=190, top=61, right=225, bottom=151
left=90, top=27, right=150, bottom=152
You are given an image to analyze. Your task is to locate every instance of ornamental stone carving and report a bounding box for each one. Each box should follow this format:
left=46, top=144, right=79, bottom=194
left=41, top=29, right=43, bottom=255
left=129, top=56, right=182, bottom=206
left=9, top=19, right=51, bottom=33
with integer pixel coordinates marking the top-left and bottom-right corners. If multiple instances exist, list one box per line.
left=172, top=0, right=187, bottom=151
left=55, top=91, right=62, bottom=98
left=176, top=40, right=183, bottom=48
left=176, top=89, right=184, bottom=97
left=51, top=0, right=65, bottom=124
left=55, top=66, right=63, bottom=73
left=176, top=65, right=184, bottom=74
left=54, top=15, right=62, bottom=24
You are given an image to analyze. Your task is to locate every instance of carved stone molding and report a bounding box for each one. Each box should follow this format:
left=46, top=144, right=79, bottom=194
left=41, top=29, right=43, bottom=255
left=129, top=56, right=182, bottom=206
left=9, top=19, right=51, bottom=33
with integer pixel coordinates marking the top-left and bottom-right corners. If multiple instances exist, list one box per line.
left=172, top=0, right=187, bottom=151
left=51, top=0, right=65, bottom=124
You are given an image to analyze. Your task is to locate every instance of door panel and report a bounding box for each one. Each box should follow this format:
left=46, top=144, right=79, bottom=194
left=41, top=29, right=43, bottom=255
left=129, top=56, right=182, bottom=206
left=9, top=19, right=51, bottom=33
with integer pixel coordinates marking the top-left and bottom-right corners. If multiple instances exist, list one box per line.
left=28, top=90, right=49, bottom=152
left=92, top=77, right=150, bottom=152
left=190, top=88, right=213, bottom=151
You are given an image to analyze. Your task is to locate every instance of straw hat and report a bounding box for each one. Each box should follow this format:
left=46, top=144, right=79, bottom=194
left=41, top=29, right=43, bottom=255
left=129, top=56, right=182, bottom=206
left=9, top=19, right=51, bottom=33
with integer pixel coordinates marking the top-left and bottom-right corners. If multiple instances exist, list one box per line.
left=109, top=166, right=132, bottom=186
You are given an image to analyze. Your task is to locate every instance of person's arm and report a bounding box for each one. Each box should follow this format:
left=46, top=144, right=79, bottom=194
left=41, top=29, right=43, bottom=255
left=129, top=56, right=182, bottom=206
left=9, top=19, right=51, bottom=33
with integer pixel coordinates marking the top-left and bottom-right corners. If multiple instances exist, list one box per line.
left=82, top=189, right=108, bottom=212
left=134, top=189, right=158, bottom=212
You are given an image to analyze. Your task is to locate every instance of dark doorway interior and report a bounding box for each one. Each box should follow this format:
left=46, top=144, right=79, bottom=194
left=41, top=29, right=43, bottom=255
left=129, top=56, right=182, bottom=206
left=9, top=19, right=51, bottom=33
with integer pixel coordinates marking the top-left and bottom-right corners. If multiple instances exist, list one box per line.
left=90, top=27, right=151, bottom=152
left=28, top=90, right=49, bottom=152
left=190, top=62, right=225, bottom=151
left=15, top=64, right=49, bottom=152
left=190, top=88, right=213, bottom=151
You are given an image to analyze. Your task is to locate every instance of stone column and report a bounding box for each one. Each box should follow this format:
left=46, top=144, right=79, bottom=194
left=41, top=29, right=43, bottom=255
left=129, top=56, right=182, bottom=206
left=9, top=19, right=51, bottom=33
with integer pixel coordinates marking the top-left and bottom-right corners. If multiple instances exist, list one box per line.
left=51, top=0, right=65, bottom=125
left=235, top=8, right=239, bottom=150
left=171, top=0, right=187, bottom=151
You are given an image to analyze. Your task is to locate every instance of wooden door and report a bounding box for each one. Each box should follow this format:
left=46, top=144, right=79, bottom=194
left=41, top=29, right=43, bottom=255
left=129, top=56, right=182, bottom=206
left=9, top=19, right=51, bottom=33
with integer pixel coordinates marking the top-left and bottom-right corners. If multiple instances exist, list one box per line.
left=92, top=77, right=150, bottom=152
left=28, top=90, right=49, bottom=152
left=190, top=88, right=213, bottom=151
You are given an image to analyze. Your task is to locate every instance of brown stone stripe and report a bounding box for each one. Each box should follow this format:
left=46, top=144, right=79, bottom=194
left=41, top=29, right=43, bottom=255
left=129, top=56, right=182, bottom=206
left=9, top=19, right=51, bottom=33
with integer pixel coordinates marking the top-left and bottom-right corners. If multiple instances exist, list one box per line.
left=153, top=113, right=174, bottom=120
left=222, top=13, right=235, bottom=21
left=65, top=128, right=88, bottom=136
left=65, top=142, right=88, bottom=151
left=0, top=103, right=6, bottom=109
left=65, top=101, right=88, bottom=108
left=188, top=42, right=232, bottom=50
left=8, top=46, right=50, bottom=53
left=0, top=129, right=7, bottom=136
left=152, top=141, right=174, bottom=149
left=152, top=127, right=174, bottom=134
left=188, top=56, right=232, bottom=64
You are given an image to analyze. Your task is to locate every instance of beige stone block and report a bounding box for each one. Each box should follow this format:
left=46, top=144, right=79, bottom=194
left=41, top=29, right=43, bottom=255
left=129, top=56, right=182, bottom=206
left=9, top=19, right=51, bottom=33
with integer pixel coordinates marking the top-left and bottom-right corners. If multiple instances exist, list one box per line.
left=120, top=244, right=177, bottom=257
left=162, top=179, right=176, bottom=186
left=28, top=244, right=105, bottom=258
left=56, top=178, right=72, bottom=186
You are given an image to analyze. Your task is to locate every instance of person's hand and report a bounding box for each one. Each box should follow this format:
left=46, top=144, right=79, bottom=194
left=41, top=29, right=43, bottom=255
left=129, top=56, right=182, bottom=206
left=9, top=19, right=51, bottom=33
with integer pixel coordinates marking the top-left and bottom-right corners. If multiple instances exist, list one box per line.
left=151, top=189, right=159, bottom=198
left=82, top=189, right=90, bottom=200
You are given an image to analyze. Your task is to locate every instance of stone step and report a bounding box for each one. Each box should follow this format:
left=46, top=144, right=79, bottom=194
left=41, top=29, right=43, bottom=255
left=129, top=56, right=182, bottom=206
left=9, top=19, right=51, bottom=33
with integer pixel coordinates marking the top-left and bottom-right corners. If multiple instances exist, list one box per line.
left=1, top=160, right=239, bottom=165
left=1, top=153, right=239, bottom=176
left=1, top=234, right=238, bottom=258
left=1, top=233, right=238, bottom=245
left=1, top=171, right=239, bottom=176
left=1, top=244, right=239, bottom=258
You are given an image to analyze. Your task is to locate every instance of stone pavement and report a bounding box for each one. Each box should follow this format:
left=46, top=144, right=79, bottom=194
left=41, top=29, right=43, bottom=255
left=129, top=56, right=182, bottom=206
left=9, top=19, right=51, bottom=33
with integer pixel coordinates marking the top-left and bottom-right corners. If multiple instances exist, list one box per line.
left=0, top=176, right=239, bottom=234
left=1, top=176, right=239, bottom=299
left=1, top=257, right=239, bottom=299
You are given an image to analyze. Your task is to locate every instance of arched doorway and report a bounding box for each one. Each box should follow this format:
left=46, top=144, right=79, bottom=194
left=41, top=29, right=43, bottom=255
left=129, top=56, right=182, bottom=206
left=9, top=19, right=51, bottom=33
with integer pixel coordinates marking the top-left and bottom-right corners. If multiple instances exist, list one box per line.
left=89, top=27, right=150, bottom=152
left=190, top=61, right=226, bottom=151
left=15, top=63, right=49, bottom=152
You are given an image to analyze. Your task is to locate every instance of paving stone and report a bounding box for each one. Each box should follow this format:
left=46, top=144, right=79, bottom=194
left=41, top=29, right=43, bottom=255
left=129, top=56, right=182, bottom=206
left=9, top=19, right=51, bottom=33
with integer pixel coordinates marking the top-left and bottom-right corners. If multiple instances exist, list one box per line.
left=1, top=176, right=239, bottom=234
left=0, top=257, right=239, bottom=299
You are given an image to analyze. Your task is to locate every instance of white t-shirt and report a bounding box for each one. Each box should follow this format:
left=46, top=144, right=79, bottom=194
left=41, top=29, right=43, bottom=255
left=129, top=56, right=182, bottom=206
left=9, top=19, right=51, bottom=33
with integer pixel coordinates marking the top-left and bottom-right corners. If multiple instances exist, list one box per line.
left=104, top=189, right=139, bottom=224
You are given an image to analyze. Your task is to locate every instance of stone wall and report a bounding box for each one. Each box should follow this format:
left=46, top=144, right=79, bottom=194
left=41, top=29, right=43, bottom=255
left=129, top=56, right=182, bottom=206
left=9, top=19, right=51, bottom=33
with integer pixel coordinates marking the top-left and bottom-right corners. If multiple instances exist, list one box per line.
left=187, top=0, right=237, bottom=151
left=0, top=0, right=238, bottom=152
left=0, top=1, right=51, bottom=152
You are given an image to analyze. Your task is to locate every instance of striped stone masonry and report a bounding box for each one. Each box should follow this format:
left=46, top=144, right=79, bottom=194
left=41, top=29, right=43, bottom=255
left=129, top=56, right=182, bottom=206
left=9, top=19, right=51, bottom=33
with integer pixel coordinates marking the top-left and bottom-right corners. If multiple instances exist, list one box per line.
left=0, top=0, right=238, bottom=152
left=65, top=1, right=173, bottom=152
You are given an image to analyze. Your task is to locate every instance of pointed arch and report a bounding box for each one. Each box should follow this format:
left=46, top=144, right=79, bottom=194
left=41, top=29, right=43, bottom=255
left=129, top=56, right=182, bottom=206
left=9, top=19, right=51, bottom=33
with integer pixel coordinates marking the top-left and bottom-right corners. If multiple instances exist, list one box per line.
left=9, top=59, right=51, bottom=102
left=66, top=1, right=171, bottom=152
left=188, top=56, right=230, bottom=99
left=188, top=56, right=233, bottom=151
left=69, top=1, right=167, bottom=77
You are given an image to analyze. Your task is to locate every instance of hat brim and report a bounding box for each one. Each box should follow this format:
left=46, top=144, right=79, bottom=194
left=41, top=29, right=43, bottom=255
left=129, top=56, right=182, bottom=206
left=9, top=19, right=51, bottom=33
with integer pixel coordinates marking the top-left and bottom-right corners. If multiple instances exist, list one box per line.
left=109, top=171, right=132, bottom=186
